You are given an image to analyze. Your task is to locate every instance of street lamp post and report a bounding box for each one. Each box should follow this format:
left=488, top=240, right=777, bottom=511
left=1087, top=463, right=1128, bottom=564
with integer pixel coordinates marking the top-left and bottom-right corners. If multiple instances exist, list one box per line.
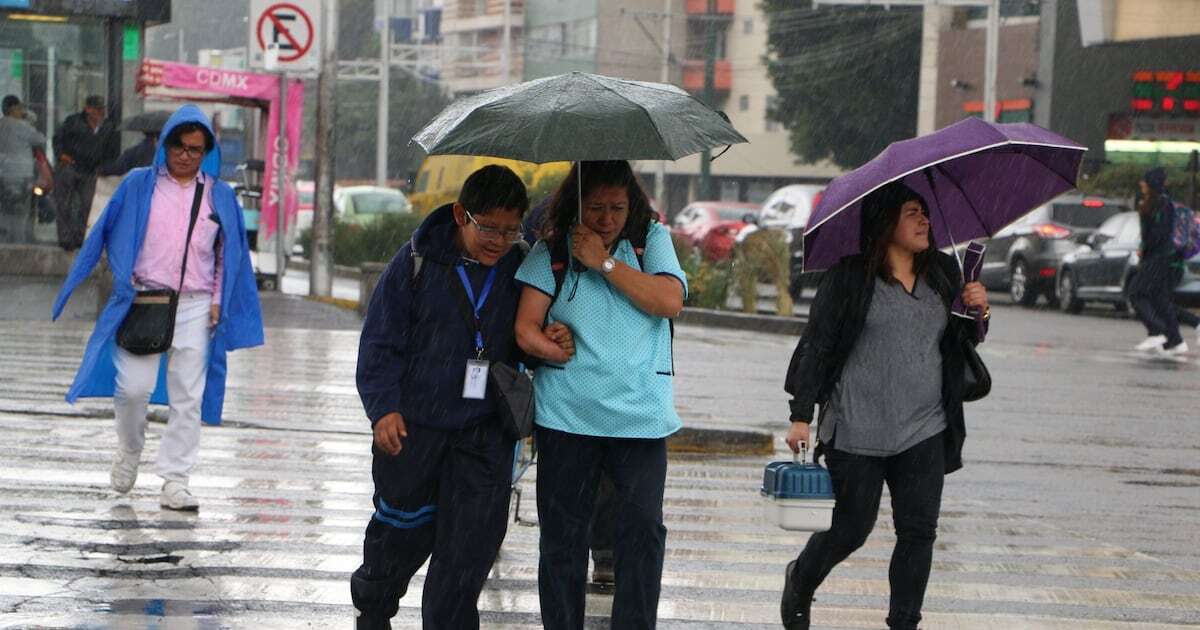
left=377, top=2, right=390, bottom=187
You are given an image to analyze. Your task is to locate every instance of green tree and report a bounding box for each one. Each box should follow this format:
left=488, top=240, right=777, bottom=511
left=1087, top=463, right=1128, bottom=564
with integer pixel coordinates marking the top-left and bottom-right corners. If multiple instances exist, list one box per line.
left=761, top=1, right=922, bottom=169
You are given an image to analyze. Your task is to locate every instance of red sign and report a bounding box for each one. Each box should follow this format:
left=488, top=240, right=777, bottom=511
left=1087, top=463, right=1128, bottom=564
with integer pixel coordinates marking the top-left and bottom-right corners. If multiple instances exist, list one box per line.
left=256, top=2, right=315, bottom=63
left=1131, top=70, right=1200, bottom=115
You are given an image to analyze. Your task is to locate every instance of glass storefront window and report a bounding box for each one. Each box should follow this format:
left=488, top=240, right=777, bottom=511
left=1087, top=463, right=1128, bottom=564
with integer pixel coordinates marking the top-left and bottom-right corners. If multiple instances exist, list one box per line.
left=1, top=14, right=108, bottom=244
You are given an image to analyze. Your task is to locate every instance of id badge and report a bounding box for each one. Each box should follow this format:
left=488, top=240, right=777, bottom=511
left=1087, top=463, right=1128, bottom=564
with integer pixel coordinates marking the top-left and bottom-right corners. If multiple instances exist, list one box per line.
left=463, top=359, right=490, bottom=399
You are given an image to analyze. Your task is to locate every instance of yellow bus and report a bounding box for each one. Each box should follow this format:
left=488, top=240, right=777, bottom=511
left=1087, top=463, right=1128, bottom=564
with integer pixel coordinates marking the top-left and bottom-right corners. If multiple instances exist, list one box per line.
left=409, top=155, right=571, bottom=215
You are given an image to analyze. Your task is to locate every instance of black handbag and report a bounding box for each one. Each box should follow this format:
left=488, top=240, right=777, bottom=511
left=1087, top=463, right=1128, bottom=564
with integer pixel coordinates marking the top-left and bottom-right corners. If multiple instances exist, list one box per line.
left=116, top=181, right=205, bottom=355
left=961, top=337, right=991, bottom=402
left=490, top=361, right=535, bottom=440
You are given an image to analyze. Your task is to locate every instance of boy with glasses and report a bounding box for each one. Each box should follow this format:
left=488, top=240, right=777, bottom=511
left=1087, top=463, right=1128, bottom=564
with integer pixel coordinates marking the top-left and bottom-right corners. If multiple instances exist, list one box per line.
left=353, top=165, right=573, bottom=629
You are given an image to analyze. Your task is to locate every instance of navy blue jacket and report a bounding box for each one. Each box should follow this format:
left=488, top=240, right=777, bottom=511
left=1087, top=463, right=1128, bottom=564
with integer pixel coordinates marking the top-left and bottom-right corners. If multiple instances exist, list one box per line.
left=357, top=204, right=525, bottom=430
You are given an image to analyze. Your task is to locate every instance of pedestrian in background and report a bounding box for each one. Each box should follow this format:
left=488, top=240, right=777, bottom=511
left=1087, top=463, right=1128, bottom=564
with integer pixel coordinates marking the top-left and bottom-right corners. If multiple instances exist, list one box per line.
left=98, top=130, right=159, bottom=177
left=515, top=160, right=686, bottom=630
left=52, top=94, right=118, bottom=250
left=52, top=104, right=263, bottom=511
left=781, top=182, right=989, bottom=630
left=1130, top=168, right=1188, bottom=357
left=0, top=95, right=47, bottom=243
left=352, top=165, right=572, bottom=630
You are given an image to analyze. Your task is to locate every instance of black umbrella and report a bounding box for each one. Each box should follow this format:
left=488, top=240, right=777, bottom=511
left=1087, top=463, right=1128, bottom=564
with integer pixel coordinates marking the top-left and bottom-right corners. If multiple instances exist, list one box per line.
left=122, top=110, right=172, bottom=133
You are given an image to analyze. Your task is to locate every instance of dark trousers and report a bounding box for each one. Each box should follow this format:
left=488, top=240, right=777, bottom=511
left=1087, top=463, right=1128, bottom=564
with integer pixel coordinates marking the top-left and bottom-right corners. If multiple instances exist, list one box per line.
left=590, top=473, right=616, bottom=566
left=536, top=426, right=668, bottom=630
left=351, top=419, right=515, bottom=629
left=1171, top=266, right=1200, bottom=329
left=0, top=178, right=32, bottom=244
left=1131, top=256, right=1183, bottom=348
left=790, top=432, right=945, bottom=630
left=52, top=163, right=95, bottom=249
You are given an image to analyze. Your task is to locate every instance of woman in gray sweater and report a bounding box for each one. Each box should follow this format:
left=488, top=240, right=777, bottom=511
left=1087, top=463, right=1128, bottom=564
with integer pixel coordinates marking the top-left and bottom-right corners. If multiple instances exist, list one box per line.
left=780, top=181, right=989, bottom=630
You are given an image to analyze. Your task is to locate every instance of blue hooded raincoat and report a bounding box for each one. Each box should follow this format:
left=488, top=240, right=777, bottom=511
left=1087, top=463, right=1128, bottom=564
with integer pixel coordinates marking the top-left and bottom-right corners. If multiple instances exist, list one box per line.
left=52, top=105, right=264, bottom=425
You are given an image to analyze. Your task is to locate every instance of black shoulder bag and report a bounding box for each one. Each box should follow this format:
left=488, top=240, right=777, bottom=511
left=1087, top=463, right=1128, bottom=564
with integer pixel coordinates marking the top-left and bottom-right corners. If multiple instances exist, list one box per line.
left=116, top=180, right=205, bottom=355
left=960, top=335, right=991, bottom=402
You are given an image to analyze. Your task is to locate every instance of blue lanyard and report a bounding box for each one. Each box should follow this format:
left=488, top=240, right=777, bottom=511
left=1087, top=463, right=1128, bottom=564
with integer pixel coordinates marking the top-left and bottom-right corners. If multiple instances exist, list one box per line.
left=455, top=264, right=497, bottom=357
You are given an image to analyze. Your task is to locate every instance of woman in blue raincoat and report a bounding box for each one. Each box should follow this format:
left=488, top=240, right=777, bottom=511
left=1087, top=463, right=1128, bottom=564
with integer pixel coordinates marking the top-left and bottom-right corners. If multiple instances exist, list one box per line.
left=52, top=104, right=263, bottom=511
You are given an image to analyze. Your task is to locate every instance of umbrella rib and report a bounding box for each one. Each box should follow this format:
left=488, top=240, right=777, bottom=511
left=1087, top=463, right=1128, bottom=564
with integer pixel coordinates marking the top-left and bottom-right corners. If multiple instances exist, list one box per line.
left=933, top=163, right=991, bottom=237
left=923, top=169, right=963, bottom=271
left=581, top=73, right=673, bottom=160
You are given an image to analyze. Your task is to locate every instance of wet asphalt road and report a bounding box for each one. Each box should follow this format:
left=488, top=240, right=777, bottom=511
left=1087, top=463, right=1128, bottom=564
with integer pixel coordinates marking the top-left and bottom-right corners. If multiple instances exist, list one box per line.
left=0, top=295, right=1198, bottom=628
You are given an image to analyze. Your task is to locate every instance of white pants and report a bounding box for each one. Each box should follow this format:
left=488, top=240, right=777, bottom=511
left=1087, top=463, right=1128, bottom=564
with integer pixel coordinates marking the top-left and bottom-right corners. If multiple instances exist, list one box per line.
left=113, top=293, right=212, bottom=485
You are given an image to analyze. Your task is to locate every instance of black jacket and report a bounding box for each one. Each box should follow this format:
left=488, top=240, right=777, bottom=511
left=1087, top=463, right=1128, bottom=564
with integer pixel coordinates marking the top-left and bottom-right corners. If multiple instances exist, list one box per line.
left=784, top=251, right=983, bottom=474
left=356, top=204, right=525, bottom=430
left=1139, top=195, right=1176, bottom=261
left=97, top=135, right=156, bottom=177
left=53, top=112, right=118, bottom=174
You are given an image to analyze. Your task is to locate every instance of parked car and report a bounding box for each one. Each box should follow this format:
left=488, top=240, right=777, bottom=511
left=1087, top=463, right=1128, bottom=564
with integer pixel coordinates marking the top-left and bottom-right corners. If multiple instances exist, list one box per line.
left=779, top=187, right=826, bottom=299
left=294, top=179, right=315, bottom=235
left=698, top=221, right=749, bottom=262
left=759, top=184, right=825, bottom=233
left=334, top=186, right=413, bottom=225
left=978, top=194, right=1130, bottom=306
left=671, top=201, right=761, bottom=247
left=1056, top=210, right=1200, bottom=313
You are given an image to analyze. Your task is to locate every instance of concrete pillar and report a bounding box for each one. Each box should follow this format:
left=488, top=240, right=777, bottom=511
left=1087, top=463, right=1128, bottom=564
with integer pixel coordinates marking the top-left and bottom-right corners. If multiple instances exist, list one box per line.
left=916, top=6, right=954, bottom=135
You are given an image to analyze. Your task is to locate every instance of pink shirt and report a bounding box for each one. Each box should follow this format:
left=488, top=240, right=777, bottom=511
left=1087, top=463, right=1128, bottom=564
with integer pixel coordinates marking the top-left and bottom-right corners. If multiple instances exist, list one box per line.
left=133, top=169, right=223, bottom=305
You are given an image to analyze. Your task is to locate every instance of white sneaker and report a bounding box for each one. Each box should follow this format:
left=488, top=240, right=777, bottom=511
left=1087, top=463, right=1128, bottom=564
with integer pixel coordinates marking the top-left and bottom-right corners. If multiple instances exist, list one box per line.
left=1135, top=335, right=1168, bottom=351
left=1161, top=341, right=1190, bottom=357
left=110, top=449, right=141, bottom=494
left=160, top=481, right=199, bottom=511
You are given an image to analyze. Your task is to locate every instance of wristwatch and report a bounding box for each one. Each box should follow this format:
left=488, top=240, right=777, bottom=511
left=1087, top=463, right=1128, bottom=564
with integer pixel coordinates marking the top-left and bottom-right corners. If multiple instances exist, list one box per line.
left=601, top=257, right=617, bottom=274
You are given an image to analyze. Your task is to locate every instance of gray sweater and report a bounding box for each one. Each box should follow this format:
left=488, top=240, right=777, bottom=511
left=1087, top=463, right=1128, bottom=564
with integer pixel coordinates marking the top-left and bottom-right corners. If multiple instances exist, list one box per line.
left=818, top=275, right=948, bottom=456
left=0, top=115, right=46, bottom=181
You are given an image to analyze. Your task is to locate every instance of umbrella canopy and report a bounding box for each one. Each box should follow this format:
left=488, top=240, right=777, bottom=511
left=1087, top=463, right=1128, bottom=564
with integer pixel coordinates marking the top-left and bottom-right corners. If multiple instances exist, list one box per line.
left=803, top=117, right=1087, bottom=272
left=413, top=71, right=747, bottom=163
left=122, top=110, right=173, bottom=133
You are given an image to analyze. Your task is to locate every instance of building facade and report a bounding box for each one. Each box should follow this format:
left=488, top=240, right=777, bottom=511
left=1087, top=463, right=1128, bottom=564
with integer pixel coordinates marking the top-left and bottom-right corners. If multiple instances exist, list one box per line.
left=440, top=0, right=523, bottom=94
left=522, top=0, right=837, bottom=216
left=923, top=0, right=1200, bottom=170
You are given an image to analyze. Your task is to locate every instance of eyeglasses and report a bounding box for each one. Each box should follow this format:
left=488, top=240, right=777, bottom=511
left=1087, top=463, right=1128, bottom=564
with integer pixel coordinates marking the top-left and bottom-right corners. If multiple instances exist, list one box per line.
left=168, top=144, right=206, bottom=159
left=465, top=210, right=525, bottom=243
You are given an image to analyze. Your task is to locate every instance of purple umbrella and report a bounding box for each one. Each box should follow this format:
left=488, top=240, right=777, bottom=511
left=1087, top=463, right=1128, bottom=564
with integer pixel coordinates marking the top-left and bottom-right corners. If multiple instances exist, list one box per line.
left=803, top=117, right=1087, bottom=273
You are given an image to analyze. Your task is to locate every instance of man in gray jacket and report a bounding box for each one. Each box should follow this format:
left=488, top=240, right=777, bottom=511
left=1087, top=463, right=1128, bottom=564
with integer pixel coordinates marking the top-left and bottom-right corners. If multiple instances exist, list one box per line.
left=0, top=95, right=47, bottom=244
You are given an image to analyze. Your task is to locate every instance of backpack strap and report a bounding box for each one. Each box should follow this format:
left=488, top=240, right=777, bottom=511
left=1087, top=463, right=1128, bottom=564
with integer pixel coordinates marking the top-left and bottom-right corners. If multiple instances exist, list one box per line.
left=549, top=235, right=571, bottom=303
left=414, top=239, right=528, bottom=283
left=411, top=250, right=424, bottom=282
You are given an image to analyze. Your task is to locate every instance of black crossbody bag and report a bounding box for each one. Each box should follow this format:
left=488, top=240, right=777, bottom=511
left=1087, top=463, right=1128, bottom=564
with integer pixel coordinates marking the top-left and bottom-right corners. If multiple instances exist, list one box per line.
left=116, top=180, right=205, bottom=355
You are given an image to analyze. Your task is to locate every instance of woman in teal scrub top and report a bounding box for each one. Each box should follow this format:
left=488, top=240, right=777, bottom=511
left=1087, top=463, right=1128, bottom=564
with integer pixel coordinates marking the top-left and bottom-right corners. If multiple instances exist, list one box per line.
left=514, top=160, right=687, bottom=630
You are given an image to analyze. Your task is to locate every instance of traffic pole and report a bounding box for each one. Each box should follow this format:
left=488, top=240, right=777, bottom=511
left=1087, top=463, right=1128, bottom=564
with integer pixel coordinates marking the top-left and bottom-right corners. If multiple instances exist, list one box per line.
left=376, top=1, right=390, bottom=187
left=276, top=70, right=288, bottom=291
left=311, top=0, right=338, bottom=297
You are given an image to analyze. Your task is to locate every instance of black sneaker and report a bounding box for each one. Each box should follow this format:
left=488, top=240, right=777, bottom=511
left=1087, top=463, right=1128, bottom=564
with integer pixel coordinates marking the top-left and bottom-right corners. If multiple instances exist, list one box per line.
left=591, top=557, right=615, bottom=586
left=780, top=560, right=811, bottom=630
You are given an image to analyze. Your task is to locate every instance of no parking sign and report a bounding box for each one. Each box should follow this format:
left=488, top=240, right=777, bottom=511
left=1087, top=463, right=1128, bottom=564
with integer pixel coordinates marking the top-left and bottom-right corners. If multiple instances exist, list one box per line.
left=249, top=0, right=321, bottom=73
